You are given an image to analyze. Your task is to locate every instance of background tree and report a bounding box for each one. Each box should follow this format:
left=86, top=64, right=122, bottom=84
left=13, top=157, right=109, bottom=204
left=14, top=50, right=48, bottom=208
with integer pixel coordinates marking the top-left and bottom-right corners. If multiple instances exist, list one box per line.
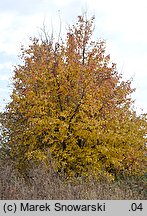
left=0, top=14, right=146, bottom=180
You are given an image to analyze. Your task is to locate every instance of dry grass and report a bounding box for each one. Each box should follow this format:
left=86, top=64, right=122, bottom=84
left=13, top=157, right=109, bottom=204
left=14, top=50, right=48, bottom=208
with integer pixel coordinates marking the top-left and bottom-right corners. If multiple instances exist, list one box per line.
left=0, top=159, right=146, bottom=200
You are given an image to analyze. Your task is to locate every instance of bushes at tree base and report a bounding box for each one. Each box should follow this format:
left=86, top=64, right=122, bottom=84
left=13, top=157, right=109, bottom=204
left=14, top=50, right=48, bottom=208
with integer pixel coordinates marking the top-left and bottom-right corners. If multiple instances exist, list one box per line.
left=0, top=159, right=146, bottom=199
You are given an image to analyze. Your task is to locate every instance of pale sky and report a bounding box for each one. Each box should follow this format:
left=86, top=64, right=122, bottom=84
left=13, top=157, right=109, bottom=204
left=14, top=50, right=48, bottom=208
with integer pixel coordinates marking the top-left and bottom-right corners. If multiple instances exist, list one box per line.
left=0, top=0, right=147, bottom=114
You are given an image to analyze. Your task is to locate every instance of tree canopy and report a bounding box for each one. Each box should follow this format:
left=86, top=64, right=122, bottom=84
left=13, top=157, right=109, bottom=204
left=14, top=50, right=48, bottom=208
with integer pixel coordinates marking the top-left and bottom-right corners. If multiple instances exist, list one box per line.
left=0, top=14, right=146, bottom=181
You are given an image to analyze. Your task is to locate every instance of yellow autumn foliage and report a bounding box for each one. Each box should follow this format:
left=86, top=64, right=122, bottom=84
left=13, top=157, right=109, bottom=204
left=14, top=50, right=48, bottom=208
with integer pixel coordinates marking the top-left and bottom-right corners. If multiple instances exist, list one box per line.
left=0, top=14, right=146, bottom=181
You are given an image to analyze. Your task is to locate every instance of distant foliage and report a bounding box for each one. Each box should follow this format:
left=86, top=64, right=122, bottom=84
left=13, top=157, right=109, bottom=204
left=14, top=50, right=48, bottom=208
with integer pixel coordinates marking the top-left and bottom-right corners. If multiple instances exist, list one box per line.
left=0, top=14, right=147, bottom=180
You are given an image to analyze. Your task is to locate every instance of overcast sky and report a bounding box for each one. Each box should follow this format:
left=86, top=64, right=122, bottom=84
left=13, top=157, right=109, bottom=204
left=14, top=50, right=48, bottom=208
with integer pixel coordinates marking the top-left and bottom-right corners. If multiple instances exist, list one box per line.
left=0, top=0, right=147, bottom=114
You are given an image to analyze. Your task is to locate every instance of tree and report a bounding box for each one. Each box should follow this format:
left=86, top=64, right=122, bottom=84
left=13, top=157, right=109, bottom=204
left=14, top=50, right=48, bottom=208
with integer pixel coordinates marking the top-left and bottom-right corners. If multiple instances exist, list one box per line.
left=0, top=14, right=146, bottom=180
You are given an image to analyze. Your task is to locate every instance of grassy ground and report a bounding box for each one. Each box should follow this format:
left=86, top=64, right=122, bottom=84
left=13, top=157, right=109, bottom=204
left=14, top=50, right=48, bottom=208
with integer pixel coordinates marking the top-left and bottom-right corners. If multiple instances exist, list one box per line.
left=0, top=159, right=146, bottom=200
